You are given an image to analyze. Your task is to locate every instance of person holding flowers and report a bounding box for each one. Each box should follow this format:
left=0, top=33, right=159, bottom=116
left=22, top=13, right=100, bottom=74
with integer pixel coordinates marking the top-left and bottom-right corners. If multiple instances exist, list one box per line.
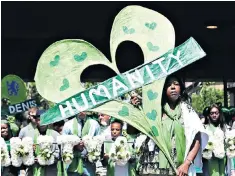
left=202, top=103, right=227, bottom=176
left=1, top=119, right=19, bottom=176
left=101, top=119, right=136, bottom=176
left=18, top=108, right=60, bottom=176
left=62, top=111, right=101, bottom=176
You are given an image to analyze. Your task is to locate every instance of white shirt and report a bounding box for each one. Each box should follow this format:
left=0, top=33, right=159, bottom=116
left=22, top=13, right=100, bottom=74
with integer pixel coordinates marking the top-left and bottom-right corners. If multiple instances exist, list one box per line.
left=100, top=125, right=112, bottom=140
left=62, top=117, right=100, bottom=137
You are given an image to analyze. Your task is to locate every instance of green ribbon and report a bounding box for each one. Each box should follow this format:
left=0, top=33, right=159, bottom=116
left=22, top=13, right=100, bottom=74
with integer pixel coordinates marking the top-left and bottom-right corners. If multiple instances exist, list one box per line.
left=40, top=37, right=206, bottom=125
left=128, top=162, right=137, bottom=176
left=159, top=103, right=186, bottom=169
left=57, top=160, right=67, bottom=176
left=67, top=117, right=84, bottom=174
left=207, top=158, right=226, bottom=176
left=33, top=128, right=52, bottom=176
left=5, top=140, right=10, bottom=152
left=231, top=158, right=235, bottom=170
left=107, top=160, right=115, bottom=176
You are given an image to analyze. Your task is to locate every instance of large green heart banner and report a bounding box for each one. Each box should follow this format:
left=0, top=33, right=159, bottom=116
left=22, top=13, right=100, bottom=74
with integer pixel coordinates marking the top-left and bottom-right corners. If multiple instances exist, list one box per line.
left=40, top=37, right=206, bottom=125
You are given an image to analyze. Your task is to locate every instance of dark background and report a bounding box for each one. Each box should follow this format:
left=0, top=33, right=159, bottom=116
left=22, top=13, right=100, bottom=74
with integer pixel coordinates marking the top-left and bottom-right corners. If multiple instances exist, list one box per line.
left=2, top=1, right=235, bottom=81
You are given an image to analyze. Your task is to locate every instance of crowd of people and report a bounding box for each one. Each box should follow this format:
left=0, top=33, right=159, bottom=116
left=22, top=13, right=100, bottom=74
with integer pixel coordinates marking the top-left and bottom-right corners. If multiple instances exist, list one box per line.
left=1, top=75, right=235, bottom=176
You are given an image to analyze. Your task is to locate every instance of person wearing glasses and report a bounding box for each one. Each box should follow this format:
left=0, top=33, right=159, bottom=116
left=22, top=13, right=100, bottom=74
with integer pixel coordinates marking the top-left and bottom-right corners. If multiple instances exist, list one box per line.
left=202, top=103, right=227, bottom=176
left=18, top=107, right=60, bottom=176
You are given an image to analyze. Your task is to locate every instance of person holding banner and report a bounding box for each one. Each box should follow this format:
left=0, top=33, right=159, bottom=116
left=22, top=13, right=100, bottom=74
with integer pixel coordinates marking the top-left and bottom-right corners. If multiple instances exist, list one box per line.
left=62, top=111, right=101, bottom=176
left=132, top=75, right=208, bottom=176
left=18, top=108, right=61, bottom=176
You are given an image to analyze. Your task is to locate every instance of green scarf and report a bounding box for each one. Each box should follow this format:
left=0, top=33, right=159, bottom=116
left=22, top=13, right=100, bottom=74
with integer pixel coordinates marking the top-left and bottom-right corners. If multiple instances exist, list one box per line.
left=159, top=103, right=186, bottom=169
left=67, top=117, right=92, bottom=174
left=5, top=140, right=10, bottom=152
left=231, top=158, right=235, bottom=170
left=33, top=127, right=52, bottom=176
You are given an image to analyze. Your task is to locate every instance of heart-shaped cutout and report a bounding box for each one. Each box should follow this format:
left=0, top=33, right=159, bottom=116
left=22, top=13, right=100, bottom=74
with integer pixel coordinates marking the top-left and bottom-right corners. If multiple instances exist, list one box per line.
left=147, top=42, right=159, bottom=52
left=50, top=55, right=60, bottom=67
left=118, top=106, right=129, bottom=117
left=147, top=90, right=158, bottom=100
left=60, top=78, right=69, bottom=91
left=74, top=52, right=87, bottom=62
left=146, top=110, right=157, bottom=121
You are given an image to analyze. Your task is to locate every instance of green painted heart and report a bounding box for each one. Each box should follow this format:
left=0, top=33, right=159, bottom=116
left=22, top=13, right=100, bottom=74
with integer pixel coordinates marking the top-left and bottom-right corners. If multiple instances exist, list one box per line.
left=151, top=126, right=159, bottom=136
left=147, top=42, right=159, bottom=52
left=146, top=110, right=157, bottom=121
left=118, top=106, right=129, bottom=117
left=145, top=22, right=157, bottom=30
left=50, top=55, right=60, bottom=67
left=122, top=26, right=135, bottom=34
left=74, top=52, right=87, bottom=62
left=147, top=90, right=158, bottom=100
left=60, top=78, right=69, bottom=91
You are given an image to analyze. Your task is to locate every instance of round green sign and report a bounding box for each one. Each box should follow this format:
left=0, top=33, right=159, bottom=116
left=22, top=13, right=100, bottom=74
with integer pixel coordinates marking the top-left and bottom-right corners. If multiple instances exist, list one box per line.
left=1, top=75, right=27, bottom=104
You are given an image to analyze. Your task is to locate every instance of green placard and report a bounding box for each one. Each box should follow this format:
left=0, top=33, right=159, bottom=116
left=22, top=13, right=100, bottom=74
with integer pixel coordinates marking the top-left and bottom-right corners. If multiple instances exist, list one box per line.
left=1, top=75, right=27, bottom=104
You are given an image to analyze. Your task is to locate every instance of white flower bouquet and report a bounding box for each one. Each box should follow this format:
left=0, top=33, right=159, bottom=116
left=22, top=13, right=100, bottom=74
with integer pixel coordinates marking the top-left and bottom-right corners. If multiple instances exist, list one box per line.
left=22, top=137, right=34, bottom=166
left=213, top=128, right=225, bottom=159
left=202, top=140, right=214, bottom=160
left=109, top=136, right=131, bottom=166
left=57, top=135, right=80, bottom=165
left=10, top=137, right=34, bottom=167
left=37, top=135, right=54, bottom=165
left=82, top=135, right=105, bottom=163
left=203, top=127, right=225, bottom=160
left=1, top=140, right=11, bottom=167
left=225, top=129, right=235, bottom=158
